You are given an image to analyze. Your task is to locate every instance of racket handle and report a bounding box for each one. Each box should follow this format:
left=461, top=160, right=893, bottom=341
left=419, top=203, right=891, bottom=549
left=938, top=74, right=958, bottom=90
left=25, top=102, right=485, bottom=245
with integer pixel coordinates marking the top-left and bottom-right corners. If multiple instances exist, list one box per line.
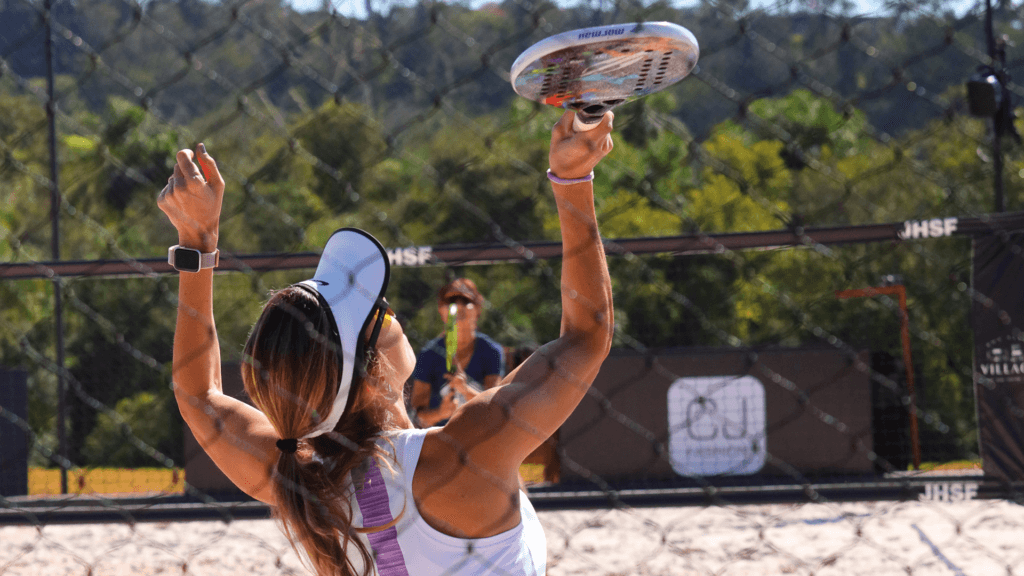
left=573, top=113, right=604, bottom=132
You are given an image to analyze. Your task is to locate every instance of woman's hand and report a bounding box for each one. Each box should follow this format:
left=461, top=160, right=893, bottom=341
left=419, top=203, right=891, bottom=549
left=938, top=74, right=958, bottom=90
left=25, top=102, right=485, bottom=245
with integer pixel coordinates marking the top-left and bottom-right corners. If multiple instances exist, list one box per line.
left=158, top=144, right=225, bottom=252
left=548, top=111, right=614, bottom=179
left=445, top=367, right=481, bottom=401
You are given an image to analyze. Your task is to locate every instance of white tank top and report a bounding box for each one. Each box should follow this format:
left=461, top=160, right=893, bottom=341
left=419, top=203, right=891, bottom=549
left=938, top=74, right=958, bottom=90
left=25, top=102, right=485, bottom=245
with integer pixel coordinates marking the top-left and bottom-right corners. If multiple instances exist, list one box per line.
left=344, top=427, right=547, bottom=576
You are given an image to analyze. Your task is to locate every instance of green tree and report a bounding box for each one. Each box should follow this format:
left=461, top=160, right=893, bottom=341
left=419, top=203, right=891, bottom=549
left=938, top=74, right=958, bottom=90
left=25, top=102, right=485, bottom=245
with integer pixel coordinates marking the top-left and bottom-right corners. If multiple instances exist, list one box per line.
left=81, top=391, right=177, bottom=467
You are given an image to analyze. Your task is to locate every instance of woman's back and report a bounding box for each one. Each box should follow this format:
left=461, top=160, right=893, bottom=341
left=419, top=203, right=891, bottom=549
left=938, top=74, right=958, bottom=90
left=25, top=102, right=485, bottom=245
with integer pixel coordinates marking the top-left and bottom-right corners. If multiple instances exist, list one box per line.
left=161, top=110, right=614, bottom=576
left=348, top=428, right=547, bottom=575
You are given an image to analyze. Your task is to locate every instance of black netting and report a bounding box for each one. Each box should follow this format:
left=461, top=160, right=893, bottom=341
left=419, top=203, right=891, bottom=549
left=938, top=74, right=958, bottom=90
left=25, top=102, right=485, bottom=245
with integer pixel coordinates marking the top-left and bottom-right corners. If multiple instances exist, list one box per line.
left=3, top=0, right=1024, bottom=574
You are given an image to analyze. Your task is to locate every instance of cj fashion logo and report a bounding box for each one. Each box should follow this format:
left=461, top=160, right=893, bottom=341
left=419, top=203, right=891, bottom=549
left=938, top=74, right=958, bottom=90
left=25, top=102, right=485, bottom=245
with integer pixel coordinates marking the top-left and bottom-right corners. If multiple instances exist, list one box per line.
left=667, top=376, right=767, bottom=476
left=978, top=334, right=1024, bottom=384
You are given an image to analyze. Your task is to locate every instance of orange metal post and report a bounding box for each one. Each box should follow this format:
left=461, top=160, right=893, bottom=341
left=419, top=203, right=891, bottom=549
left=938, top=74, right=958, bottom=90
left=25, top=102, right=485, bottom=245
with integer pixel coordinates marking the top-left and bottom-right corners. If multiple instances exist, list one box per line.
left=836, top=285, right=921, bottom=470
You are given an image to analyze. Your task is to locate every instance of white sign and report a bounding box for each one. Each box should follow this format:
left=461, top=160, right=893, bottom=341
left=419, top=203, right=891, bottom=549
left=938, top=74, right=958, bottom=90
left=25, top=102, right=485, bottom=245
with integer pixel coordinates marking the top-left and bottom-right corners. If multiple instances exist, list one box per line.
left=918, top=482, right=978, bottom=503
left=978, top=334, right=1024, bottom=383
left=899, top=217, right=958, bottom=240
left=667, top=376, right=767, bottom=476
left=386, top=246, right=433, bottom=266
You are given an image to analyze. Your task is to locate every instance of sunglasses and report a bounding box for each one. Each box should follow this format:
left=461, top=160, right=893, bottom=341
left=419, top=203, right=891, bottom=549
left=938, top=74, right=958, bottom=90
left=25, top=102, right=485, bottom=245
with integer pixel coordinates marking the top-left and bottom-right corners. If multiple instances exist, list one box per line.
left=444, top=295, right=474, bottom=307
left=366, top=300, right=396, bottom=352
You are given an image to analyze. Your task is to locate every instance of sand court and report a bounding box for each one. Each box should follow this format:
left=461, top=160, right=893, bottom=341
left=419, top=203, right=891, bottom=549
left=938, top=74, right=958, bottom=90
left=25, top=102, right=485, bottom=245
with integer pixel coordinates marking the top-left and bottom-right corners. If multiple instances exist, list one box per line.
left=2, top=499, right=1022, bottom=575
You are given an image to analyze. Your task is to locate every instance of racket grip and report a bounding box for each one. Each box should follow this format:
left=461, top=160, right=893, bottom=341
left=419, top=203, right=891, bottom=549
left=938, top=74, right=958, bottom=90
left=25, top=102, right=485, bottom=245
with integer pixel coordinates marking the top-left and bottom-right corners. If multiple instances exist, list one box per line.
left=573, top=113, right=604, bottom=132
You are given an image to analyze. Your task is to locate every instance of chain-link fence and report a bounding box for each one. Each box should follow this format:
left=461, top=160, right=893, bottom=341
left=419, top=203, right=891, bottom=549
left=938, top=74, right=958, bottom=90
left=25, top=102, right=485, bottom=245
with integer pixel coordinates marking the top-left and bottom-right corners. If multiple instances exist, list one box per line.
left=3, top=0, right=1024, bottom=574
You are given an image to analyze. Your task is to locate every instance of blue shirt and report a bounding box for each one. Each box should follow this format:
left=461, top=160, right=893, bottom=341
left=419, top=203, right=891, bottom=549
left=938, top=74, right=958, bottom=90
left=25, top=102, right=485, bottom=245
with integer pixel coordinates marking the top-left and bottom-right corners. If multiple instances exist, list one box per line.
left=413, top=333, right=505, bottom=411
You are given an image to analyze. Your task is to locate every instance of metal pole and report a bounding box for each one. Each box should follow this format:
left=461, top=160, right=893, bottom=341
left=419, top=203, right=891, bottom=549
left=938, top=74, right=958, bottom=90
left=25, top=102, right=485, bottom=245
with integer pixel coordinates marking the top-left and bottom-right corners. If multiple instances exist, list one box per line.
left=43, top=0, right=68, bottom=494
left=836, top=285, right=921, bottom=470
left=994, top=127, right=1004, bottom=212
left=894, top=286, right=922, bottom=470
left=985, top=0, right=1006, bottom=212
left=986, top=0, right=995, bottom=61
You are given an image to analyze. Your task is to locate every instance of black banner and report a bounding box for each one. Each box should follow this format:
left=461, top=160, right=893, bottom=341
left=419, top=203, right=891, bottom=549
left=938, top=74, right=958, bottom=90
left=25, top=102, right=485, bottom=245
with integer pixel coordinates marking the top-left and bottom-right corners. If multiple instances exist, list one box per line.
left=973, top=232, right=1024, bottom=481
left=0, top=369, right=29, bottom=497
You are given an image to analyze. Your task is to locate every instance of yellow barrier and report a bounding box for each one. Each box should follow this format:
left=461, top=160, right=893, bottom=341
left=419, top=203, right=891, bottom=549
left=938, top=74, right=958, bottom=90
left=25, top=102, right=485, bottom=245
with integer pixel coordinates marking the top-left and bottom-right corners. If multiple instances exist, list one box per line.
left=28, top=464, right=548, bottom=495
left=28, top=468, right=185, bottom=496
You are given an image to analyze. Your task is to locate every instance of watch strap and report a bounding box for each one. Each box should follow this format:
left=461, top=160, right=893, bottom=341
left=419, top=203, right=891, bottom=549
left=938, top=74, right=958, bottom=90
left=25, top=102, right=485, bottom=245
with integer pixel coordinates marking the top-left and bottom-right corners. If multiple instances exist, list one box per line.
left=200, top=249, right=219, bottom=269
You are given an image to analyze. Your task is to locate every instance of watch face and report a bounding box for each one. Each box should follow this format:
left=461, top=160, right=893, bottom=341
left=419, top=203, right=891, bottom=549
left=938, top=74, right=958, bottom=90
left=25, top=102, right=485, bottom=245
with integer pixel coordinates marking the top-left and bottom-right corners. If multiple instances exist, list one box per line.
left=173, top=248, right=201, bottom=272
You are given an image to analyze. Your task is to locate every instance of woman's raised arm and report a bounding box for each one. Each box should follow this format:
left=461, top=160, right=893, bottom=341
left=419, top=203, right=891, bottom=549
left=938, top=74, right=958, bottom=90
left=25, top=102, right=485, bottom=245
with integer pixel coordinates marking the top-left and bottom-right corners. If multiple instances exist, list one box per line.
left=158, top=146, right=278, bottom=504
left=415, top=111, right=615, bottom=536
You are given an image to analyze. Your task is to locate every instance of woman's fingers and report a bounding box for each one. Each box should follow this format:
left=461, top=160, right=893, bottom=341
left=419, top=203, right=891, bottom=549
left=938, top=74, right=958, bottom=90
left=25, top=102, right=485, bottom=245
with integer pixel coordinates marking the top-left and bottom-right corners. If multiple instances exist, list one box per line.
left=597, top=113, right=614, bottom=154
left=157, top=177, right=171, bottom=202
left=195, top=143, right=225, bottom=192
left=172, top=162, right=185, bottom=190
left=596, top=111, right=613, bottom=141
left=176, top=149, right=204, bottom=183
left=583, top=112, right=613, bottom=147
left=549, top=109, right=614, bottom=178
left=159, top=144, right=223, bottom=245
left=553, top=110, right=575, bottom=138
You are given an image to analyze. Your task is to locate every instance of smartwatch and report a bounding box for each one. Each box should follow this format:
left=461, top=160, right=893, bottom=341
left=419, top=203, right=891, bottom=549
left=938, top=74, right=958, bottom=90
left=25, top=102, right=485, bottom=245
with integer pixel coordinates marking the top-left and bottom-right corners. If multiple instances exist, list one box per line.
left=168, top=245, right=219, bottom=273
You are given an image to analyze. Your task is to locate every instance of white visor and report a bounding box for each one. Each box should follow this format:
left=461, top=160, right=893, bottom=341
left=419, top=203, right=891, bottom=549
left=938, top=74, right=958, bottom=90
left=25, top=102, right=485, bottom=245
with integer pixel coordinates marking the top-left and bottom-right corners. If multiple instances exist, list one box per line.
left=296, top=228, right=390, bottom=439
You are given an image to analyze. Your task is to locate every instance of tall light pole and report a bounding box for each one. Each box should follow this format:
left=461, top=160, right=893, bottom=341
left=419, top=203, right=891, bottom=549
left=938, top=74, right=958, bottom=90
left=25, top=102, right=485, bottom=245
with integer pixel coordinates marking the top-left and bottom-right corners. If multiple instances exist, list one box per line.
left=44, top=0, right=68, bottom=494
left=966, top=0, right=1019, bottom=212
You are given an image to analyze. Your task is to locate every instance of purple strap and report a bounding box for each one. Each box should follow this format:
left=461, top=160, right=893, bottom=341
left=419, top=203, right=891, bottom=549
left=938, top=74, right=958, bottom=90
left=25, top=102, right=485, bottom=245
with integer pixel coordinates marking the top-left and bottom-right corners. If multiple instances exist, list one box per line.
left=354, top=458, right=410, bottom=576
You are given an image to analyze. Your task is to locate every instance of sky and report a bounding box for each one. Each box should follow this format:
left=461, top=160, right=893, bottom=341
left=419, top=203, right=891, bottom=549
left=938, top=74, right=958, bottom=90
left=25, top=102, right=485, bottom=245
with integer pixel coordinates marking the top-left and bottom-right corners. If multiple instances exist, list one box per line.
left=282, top=0, right=982, bottom=21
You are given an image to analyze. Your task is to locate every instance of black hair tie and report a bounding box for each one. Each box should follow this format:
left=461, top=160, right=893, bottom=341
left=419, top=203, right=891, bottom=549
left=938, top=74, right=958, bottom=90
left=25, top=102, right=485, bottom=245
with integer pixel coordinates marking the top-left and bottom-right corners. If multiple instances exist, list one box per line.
left=276, top=438, right=299, bottom=454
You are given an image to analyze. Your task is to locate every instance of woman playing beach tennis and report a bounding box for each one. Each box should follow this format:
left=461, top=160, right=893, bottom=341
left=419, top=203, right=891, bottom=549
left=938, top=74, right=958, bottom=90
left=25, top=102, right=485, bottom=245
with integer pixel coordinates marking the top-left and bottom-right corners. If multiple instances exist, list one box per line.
left=157, top=109, right=614, bottom=576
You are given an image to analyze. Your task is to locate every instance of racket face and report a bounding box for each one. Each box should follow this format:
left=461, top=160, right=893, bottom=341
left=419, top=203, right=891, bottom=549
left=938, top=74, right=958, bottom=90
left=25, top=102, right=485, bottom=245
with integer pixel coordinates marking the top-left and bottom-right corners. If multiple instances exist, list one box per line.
left=511, top=22, right=699, bottom=122
left=445, top=303, right=458, bottom=372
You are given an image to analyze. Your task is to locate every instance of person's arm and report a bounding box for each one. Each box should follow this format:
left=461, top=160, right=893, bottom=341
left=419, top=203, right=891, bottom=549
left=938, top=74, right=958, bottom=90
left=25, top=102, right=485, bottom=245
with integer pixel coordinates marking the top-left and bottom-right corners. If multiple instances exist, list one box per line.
left=416, top=111, right=614, bottom=536
left=481, top=338, right=504, bottom=390
left=158, top=145, right=278, bottom=505
left=444, top=365, right=486, bottom=401
left=481, top=374, right=502, bottom=390
left=411, top=345, right=462, bottom=426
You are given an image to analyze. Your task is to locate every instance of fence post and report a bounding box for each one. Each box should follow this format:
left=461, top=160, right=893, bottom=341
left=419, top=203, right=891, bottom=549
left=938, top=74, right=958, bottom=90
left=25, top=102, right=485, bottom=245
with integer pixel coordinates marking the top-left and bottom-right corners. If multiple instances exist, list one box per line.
left=43, top=0, right=68, bottom=495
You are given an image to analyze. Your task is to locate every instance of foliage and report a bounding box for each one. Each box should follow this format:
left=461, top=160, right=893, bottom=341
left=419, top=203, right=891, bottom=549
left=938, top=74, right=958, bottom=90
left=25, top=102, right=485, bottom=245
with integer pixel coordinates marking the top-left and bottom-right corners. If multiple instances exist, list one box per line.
left=2, top=0, right=1020, bottom=470
left=80, top=391, right=178, bottom=467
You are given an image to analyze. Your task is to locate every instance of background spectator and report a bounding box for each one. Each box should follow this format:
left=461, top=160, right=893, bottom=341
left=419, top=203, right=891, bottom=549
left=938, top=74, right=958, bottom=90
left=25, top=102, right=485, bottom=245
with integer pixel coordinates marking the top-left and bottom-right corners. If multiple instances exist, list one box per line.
left=410, top=278, right=504, bottom=427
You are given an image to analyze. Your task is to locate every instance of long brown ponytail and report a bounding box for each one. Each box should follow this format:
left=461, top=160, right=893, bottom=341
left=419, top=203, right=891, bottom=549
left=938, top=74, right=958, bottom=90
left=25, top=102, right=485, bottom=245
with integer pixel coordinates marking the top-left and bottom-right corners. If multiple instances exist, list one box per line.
left=242, top=286, right=393, bottom=576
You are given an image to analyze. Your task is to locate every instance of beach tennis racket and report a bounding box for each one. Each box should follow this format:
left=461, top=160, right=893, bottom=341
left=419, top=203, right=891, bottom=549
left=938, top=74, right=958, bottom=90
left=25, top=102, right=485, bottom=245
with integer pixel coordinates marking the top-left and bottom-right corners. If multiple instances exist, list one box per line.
left=445, top=302, right=458, bottom=373
left=510, top=21, right=699, bottom=132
